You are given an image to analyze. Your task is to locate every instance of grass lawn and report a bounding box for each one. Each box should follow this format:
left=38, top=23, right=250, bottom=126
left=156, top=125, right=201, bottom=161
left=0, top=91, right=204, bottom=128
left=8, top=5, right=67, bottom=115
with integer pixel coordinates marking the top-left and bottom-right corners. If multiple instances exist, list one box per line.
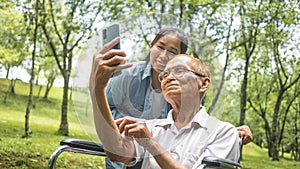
left=241, top=143, right=299, bottom=169
left=0, top=79, right=105, bottom=169
left=0, top=78, right=299, bottom=169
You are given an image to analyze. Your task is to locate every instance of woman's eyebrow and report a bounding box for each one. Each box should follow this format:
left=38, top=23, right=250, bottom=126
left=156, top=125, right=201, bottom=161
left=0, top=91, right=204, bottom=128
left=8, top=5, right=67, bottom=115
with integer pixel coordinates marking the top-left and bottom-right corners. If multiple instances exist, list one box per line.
left=158, top=41, right=179, bottom=53
left=170, top=47, right=179, bottom=53
left=158, top=41, right=166, bottom=46
left=159, top=41, right=178, bottom=52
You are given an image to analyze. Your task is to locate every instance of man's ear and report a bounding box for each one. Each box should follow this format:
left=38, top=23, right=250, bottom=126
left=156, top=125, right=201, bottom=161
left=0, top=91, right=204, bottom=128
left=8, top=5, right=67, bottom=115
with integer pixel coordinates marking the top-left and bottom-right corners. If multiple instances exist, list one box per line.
left=198, top=77, right=210, bottom=93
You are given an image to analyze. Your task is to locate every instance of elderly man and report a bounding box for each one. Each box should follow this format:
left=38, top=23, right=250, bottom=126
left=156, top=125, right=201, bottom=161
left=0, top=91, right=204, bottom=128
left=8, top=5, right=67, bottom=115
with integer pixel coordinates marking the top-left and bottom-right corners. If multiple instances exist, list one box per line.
left=90, top=52, right=240, bottom=168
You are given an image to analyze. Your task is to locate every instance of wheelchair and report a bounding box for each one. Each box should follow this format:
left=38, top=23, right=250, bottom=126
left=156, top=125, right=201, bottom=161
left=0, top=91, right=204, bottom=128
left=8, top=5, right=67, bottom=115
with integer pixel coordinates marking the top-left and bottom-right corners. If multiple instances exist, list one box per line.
left=49, top=138, right=242, bottom=169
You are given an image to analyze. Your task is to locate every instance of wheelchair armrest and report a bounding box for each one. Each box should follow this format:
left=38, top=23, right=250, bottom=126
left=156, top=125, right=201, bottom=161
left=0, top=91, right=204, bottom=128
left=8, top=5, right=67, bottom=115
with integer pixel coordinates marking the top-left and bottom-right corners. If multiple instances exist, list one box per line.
left=202, top=156, right=242, bottom=169
left=60, top=138, right=105, bottom=152
left=49, top=138, right=107, bottom=169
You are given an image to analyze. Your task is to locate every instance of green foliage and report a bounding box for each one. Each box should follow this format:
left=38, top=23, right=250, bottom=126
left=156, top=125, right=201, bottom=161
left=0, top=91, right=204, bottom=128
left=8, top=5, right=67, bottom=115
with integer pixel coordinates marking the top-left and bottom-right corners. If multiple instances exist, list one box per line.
left=0, top=1, right=29, bottom=73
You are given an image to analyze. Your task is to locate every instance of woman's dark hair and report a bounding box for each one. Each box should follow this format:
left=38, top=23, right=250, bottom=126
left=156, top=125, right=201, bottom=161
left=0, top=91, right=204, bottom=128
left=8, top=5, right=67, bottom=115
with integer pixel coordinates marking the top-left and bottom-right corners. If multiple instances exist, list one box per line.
left=145, top=26, right=188, bottom=61
left=150, top=26, right=188, bottom=54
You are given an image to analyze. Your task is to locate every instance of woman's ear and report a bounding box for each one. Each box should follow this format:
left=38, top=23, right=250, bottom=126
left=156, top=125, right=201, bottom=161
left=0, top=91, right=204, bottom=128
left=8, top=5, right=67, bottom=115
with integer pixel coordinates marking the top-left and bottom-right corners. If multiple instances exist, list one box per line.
left=198, top=77, right=211, bottom=93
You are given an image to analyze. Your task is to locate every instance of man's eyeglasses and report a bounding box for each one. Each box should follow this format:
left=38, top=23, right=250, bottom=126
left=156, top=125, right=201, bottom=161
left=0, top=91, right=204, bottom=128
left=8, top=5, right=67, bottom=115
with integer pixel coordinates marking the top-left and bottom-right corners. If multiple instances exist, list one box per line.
left=158, top=67, right=206, bottom=82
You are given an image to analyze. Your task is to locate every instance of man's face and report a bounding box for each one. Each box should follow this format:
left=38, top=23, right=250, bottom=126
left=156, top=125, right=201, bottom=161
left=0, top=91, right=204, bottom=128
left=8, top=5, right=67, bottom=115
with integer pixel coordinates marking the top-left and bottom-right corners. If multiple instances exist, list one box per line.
left=160, top=55, right=200, bottom=104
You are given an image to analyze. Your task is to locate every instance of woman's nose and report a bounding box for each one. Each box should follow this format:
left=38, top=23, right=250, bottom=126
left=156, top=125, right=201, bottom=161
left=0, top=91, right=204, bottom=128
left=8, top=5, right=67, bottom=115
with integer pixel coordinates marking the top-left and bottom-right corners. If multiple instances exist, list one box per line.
left=159, top=50, right=170, bottom=61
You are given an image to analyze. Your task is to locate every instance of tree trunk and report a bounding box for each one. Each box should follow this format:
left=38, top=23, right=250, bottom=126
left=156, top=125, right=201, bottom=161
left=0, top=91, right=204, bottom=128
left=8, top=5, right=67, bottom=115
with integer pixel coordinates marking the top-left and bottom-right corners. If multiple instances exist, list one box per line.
left=5, top=65, right=10, bottom=79
left=43, top=85, right=51, bottom=99
left=281, top=144, right=284, bottom=157
left=262, top=115, right=272, bottom=157
left=35, top=75, right=39, bottom=85
left=208, top=15, right=233, bottom=114
left=32, top=85, right=43, bottom=108
left=239, top=57, right=250, bottom=126
left=11, top=79, right=16, bottom=94
left=43, top=75, right=54, bottom=99
left=44, top=81, right=52, bottom=99
left=58, top=73, right=69, bottom=136
left=24, top=0, right=39, bottom=138
left=37, top=85, right=42, bottom=98
left=69, top=88, right=72, bottom=101
left=270, top=89, right=284, bottom=161
left=294, top=105, right=299, bottom=161
left=271, top=144, right=280, bottom=161
left=25, top=79, right=34, bottom=137
left=3, top=79, right=16, bottom=104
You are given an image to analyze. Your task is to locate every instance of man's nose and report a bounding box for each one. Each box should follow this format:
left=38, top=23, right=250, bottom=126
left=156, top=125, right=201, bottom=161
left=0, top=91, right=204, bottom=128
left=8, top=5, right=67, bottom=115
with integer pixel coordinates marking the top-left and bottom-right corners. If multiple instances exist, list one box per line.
left=165, top=72, right=176, bottom=81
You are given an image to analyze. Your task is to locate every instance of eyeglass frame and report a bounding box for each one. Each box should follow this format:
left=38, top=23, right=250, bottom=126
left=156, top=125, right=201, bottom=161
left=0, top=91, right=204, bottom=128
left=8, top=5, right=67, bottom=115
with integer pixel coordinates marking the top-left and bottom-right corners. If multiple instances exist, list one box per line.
left=158, top=67, right=207, bottom=82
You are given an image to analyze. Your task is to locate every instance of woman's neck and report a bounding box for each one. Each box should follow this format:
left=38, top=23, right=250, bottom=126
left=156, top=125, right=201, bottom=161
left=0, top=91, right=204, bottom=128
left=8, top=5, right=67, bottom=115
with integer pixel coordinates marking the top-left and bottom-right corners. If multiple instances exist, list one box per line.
left=151, top=70, right=162, bottom=90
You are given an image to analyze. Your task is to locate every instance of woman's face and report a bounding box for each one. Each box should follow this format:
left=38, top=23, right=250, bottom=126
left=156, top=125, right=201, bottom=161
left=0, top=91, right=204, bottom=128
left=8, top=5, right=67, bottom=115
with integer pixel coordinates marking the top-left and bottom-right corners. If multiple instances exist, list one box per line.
left=150, top=34, right=181, bottom=73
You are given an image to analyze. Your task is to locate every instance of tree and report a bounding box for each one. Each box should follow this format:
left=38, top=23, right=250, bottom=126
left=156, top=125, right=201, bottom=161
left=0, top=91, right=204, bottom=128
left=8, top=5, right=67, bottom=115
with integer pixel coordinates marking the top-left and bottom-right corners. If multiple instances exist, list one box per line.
left=43, top=60, right=60, bottom=99
left=23, top=0, right=40, bottom=137
left=40, top=0, right=103, bottom=135
left=0, top=1, right=29, bottom=103
left=246, top=1, right=300, bottom=161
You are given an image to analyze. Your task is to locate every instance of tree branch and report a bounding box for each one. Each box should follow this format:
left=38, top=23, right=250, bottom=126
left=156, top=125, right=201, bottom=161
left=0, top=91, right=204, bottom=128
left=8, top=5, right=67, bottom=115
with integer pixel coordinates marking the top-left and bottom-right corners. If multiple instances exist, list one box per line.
left=49, top=0, right=64, bottom=46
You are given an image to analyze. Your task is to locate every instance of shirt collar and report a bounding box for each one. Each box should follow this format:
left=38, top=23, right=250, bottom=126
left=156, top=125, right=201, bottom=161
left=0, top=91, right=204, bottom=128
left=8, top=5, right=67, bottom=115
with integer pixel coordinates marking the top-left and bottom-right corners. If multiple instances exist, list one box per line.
left=191, top=106, right=209, bottom=128
left=142, top=61, right=152, bottom=80
left=154, top=110, right=174, bottom=128
left=154, top=107, right=210, bottom=129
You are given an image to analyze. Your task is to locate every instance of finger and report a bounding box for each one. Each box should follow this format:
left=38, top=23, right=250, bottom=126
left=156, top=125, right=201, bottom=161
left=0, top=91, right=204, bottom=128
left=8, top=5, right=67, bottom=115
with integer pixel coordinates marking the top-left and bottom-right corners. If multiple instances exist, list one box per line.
left=124, top=123, right=139, bottom=136
left=236, top=126, right=243, bottom=131
left=118, top=119, right=129, bottom=134
left=114, top=63, right=133, bottom=72
left=127, top=128, right=138, bottom=137
left=115, top=118, right=124, bottom=131
left=105, top=55, right=127, bottom=67
left=100, top=37, right=121, bottom=54
left=238, top=131, right=244, bottom=137
left=102, top=50, right=126, bottom=61
left=97, top=57, right=131, bottom=75
left=243, top=136, right=251, bottom=145
left=115, top=118, right=124, bottom=125
left=118, top=118, right=136, bottom=133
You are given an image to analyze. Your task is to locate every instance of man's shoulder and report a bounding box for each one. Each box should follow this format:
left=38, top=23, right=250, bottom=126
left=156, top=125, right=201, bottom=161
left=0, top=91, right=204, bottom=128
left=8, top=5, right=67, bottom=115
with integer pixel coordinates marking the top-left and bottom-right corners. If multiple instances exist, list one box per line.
left=215, top=119, right=238, bottom=135
left=218, top=120, right=236, bottom=129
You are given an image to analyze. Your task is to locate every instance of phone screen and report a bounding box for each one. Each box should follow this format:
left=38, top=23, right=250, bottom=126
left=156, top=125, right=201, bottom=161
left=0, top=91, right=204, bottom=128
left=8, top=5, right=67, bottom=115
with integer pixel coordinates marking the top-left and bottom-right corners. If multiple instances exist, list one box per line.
left=102, top=23, right=120, bottom=49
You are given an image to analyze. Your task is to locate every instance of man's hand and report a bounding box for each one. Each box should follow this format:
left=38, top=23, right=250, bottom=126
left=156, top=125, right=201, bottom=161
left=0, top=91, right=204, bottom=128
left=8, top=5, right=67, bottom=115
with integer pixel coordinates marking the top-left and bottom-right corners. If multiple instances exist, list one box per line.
left=237, top=125, right=253, bottom=145
left=116, top=117, right=153, bottom=147
left=89, top=37, right=132, bottom=91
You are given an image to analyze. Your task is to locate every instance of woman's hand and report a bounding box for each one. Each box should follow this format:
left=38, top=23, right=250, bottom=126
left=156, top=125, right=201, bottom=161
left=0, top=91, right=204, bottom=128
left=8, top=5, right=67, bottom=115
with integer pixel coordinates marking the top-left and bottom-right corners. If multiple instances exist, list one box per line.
left=237, top=125, right=253, bottom=145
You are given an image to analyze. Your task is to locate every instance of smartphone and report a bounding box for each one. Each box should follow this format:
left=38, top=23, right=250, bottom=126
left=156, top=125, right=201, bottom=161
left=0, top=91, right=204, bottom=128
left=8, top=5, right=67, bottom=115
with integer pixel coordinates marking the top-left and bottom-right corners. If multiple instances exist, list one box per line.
left=102, top=23, right=120, bottom=49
